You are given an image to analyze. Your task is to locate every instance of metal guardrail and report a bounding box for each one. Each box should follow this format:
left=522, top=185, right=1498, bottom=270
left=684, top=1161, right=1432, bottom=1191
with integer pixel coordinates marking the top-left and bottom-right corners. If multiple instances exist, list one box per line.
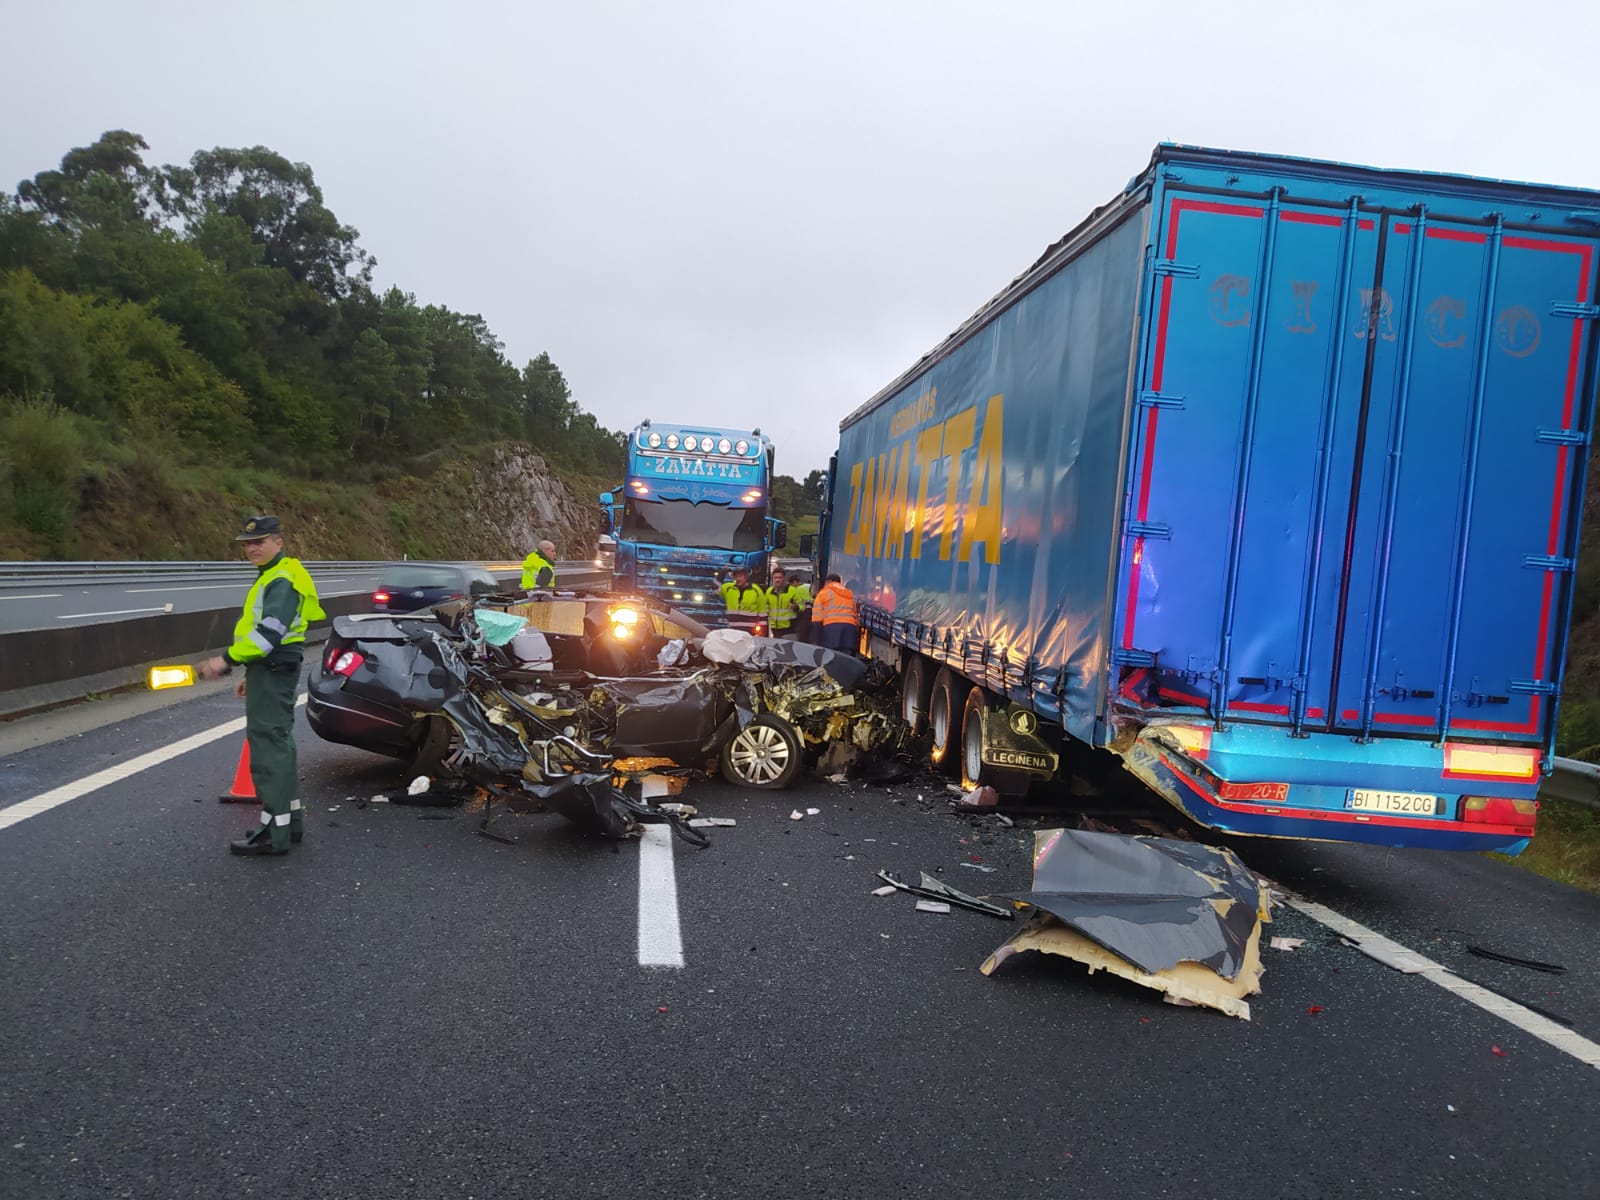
left=0, top=560, right=589, bottom=587
left=1541, top=758, right=1600, bottom=812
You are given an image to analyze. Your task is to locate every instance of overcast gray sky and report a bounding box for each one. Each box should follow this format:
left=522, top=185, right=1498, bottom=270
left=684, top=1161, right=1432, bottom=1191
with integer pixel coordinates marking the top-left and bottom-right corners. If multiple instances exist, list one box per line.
left=4, top=0, right=1597, bottom=477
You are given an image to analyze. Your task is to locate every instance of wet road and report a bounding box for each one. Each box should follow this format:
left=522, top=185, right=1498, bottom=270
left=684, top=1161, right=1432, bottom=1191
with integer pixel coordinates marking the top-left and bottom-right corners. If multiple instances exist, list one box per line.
left=1, top=674, right=1597, bottom=1200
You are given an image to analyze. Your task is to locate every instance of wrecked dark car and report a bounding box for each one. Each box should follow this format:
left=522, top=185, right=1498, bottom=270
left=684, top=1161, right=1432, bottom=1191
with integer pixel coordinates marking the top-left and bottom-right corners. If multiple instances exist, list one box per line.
left=306, top=594, right=905, bottom=808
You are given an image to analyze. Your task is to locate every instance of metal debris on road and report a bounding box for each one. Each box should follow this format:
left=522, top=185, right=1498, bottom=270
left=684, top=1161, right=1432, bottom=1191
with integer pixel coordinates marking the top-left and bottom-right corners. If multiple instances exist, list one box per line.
left=687, top=817, right=737, bottom=828
left=871, top=885, right=898, bottom=897
left=916, top=899, right=952, bottom=914
left=980, top=829, right=1270, bottom=1019
left=1270, top=937, right=1305, bottom=952
left=875, top=869, right=1014, bottom=920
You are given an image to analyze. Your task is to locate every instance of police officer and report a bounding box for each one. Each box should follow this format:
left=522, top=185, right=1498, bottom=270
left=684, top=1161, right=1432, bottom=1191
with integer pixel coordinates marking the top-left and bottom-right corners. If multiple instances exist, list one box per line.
left=521, top=539, right=557, bottom=591
left=198, top=515, right=325, bottom=856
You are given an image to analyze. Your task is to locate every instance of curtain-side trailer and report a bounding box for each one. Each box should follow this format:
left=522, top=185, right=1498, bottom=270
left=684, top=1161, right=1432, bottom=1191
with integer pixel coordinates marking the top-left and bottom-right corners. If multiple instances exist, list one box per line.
left=821, top=144, right=1600, bottom=855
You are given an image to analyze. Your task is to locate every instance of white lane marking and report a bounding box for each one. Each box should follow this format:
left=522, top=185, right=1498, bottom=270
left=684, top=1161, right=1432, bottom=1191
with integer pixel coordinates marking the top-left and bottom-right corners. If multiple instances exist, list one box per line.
left=1289, top=897, right=1600, bottom=1071
left=125, top=584, right=241, bottom=594
left=0, top=696, right=307, bottom=834
left=55, top=607, right=169, bottom=619
left=0, top=593, right=63, bottom=600
left=637, top=777, right=685, bottom=968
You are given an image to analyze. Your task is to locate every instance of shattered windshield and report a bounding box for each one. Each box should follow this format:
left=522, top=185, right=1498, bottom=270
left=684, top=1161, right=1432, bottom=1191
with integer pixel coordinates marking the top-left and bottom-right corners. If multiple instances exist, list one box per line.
left=622, top=497, right=766, bottom=551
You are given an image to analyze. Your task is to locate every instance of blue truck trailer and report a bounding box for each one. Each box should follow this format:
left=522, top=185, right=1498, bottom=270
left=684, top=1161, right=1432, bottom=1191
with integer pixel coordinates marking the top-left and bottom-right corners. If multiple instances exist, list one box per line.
left=821, top=144, right=1600, bottom=854
left=603, top=420, right=786, bottom=629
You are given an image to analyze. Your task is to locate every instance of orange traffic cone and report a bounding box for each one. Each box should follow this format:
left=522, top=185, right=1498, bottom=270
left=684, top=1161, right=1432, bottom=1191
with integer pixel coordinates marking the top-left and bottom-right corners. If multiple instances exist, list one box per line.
left=218, top=740, right=258, bottom=803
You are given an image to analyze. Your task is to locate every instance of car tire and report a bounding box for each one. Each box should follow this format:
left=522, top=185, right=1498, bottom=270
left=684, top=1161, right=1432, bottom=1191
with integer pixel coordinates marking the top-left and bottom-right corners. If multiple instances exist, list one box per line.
left=720, top=714, right=804, bottom=790
left=408, top=715, right=458, bottom=776
left=900, top=655, right=933, bottom=736
left=928, top=669, right=963, bottom=772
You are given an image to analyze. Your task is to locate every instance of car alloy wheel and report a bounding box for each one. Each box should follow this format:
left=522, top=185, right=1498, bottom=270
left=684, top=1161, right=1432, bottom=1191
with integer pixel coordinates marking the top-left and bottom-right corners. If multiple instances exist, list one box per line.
left=720, top=714, right=803, bottom=790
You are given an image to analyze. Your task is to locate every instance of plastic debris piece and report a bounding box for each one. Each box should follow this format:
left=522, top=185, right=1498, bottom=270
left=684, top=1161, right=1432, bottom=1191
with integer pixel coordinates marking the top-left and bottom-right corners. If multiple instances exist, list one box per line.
left=1270, top=937, right=1305, bottom=952
left=1490, top=1045, right=1508, bottom=1057
left=958, top=862, right=998, bottom=873
left=657, top=1006, right=668, bottom=1014
left=996, top=814, right=1014, bottom=827
left=806, top=807, right=820, bottom=816
left=872, top=885, right=898, bottom=896
left=1306, top=1005, right=1325, bottom=1015
left=407, top=776, right=430, bottom=796
left=826, top=773, right=848, bottom=784
left=790, top=810, right=804, bottom=821
left=370, top=795, right=389, bottom=804
left=1340, top=936, right=1431, bottom=974
left=1447, top=1105, right=1457, bottom=1112
left=658, top=802, right=696, bottom=816
left=946, top=784, right=966, bottom=796
left=916, top=899, right=952, bottom=914
left=687, top=817, right=737, bottom=828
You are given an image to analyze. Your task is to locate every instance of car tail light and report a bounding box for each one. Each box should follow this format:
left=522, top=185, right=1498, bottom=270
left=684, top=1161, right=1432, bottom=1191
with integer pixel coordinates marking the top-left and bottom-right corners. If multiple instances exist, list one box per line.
left=329, top=650, right=365, bottom=678
left=373, top=590, right=391, bottom=605
left=1460, top=796, right=1538, bottom=831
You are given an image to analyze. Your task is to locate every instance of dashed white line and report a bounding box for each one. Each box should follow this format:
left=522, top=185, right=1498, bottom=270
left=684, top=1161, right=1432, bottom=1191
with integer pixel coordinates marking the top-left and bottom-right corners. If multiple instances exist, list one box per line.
left=0, top=697, right=306, bottom=833
left=1289, top=896, right=1600, bottom=1071
left=0, top=593, right=63, bottom=600
left=637, top=777, right=685, bottom=968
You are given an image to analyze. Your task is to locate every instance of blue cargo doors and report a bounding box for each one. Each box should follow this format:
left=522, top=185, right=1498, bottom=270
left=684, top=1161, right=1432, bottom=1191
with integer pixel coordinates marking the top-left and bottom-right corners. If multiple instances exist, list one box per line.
left=1116, top=182, right=1596, bottom=745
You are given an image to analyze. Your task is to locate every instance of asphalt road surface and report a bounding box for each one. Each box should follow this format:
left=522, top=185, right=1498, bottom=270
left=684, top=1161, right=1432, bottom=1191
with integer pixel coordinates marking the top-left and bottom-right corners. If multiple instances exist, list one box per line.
left=2, top=672, right=1597, bottom=1200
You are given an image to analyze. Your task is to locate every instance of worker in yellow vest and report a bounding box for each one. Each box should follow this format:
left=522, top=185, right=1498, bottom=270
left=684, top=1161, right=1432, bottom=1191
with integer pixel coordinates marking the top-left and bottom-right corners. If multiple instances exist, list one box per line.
left=198, top=515, right=325, bottom=856
left=719, top=566, right=769, bottom=618
left=521, top=539, right=557, bottom=591
left=765, top=567, right=811, bottom=639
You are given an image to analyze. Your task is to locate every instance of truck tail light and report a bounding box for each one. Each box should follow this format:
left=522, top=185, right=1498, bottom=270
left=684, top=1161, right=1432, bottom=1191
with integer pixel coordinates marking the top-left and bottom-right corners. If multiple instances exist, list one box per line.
left=1460, top=796, right=1538, bottom=831
left=1160, top=724, right=1212, bottom=760
left=1443, top=742, right=1540, bottom=782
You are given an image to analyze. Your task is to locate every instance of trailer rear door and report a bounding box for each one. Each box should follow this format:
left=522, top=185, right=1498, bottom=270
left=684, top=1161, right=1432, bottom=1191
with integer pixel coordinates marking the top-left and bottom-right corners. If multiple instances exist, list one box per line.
left=1117, top=182, right=1597, bottom=745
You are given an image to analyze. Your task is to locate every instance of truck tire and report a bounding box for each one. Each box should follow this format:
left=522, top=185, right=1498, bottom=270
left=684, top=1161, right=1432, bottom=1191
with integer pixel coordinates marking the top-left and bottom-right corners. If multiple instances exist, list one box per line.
left=900, top=656, right=933, bottom=735
left=928, top=669, right=963, bottom=771
left=720, top=714, right=804, bottom=790
left=959, top=686, right=1033, bottom=796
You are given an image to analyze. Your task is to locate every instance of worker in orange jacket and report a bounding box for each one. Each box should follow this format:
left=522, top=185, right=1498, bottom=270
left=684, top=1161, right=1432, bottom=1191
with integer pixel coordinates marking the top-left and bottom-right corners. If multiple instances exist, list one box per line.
left=809, top=573, right=858, bottom=654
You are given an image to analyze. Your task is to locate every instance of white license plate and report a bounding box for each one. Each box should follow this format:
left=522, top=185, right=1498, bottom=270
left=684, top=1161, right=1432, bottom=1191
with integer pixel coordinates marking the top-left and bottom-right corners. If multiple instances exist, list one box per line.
left=1347, top=789, right=1440, bottom=815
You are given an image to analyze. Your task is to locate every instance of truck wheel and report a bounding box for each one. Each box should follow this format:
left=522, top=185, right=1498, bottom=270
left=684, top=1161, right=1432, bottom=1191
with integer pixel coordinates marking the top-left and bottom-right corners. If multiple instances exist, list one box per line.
left=928, top=669, right=963, bottom=772
left=900, top=656, right=933, bottom=735
left=720, top=714, right=804, bottom=790
left=960, top=686, right=988, bottom=791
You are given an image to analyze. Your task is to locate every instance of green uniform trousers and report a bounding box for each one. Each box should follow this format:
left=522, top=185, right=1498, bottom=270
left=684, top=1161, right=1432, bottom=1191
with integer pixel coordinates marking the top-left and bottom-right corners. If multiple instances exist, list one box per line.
left=245, top=658, right=302, bottom=849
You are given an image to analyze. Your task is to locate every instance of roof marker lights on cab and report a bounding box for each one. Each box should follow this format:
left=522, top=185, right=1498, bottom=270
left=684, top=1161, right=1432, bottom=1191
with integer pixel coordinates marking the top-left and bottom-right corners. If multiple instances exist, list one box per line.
left=683, top=436, right=698, bottom=451
left=718, top=437, right=732, bottom=453
left=735, top=439, right=750, bottom=455
left=1460, top=796, right=1538, bottom=830
left=647, top=431, right=662, bottom=448
left=1443, top=742, right=1540, bottom=781
left=1159, top=723, right=1212, bottom=760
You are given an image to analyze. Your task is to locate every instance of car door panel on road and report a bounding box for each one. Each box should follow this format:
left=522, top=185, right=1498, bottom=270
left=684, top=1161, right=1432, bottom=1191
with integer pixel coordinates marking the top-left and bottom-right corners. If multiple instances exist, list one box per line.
left=2, top=691, right=1597, bottom=1200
